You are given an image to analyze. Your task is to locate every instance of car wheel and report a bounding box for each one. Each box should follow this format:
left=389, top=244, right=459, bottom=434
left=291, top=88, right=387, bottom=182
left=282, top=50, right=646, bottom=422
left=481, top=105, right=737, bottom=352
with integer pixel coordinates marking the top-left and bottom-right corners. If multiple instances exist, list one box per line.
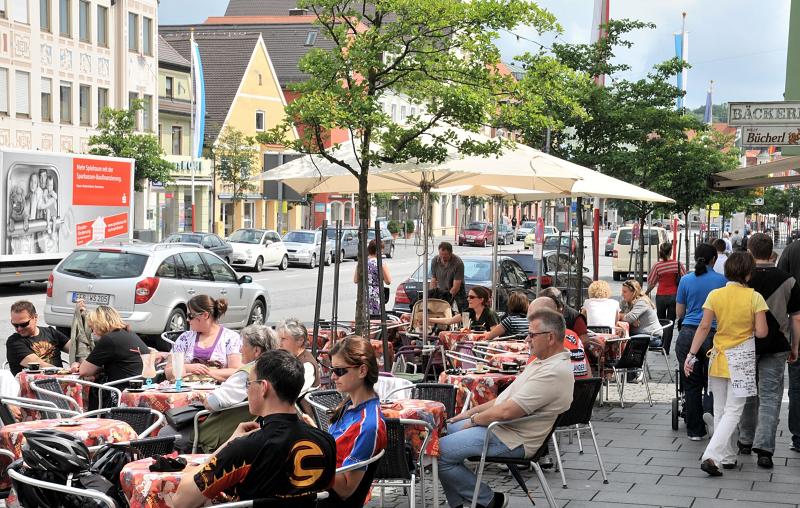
left=279, top=255, right=289, bottom=271
left=339, top=250, right=346, bottom=263
left=165, top=307, right=187, bottom=333
left=458, top=240, right=463, bottom=246
left=325, top=252, right=332, bottom=266
left=387, top=244, right=395, bottom=258
left=255, top=256, right=264, bottom=272
left=308, top=254, right=317, bottom=269
left=248, top=299, right=266, bottom=326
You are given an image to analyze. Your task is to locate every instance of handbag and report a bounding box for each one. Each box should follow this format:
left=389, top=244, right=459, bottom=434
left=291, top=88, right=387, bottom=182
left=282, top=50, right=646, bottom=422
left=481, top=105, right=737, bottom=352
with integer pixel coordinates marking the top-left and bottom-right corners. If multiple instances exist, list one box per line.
left=165, top=403, right=206, bottom=430
left=383, top=286, right=390, bottom=302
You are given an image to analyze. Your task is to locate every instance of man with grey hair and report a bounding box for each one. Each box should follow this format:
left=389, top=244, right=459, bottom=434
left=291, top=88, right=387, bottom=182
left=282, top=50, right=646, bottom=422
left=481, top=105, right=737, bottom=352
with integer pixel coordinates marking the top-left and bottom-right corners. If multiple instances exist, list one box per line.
left=277, top=318, right=319, bottom=394
left=159, top=324, right=278, bottom=452
left=437, top=308, right=574, bottom=508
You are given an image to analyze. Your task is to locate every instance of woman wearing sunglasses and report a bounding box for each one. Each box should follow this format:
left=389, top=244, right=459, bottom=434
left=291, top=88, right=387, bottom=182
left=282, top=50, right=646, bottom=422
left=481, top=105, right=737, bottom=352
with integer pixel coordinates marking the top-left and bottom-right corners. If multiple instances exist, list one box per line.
left=318, top=336, right=387, bottom=507
left=429, top=285, right=499, bottom=332
left=165, top=295, right=242, bottom=382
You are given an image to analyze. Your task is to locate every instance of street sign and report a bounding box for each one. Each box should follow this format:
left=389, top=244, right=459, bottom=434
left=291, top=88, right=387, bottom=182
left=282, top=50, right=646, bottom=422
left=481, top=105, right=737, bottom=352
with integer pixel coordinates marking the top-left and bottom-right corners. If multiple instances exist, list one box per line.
left=728, top=101, right=800, bottom=126
left=753, top=197, right=764, bottom=206
left=740, top=125, right=800, bottom=147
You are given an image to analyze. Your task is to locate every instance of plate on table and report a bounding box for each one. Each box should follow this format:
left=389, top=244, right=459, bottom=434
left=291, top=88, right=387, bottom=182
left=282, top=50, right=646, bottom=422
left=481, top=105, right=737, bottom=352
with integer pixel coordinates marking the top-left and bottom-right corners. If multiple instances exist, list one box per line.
left=158, top=387, right=192, bottom=393
left=192, top=383, right=217, bottom=390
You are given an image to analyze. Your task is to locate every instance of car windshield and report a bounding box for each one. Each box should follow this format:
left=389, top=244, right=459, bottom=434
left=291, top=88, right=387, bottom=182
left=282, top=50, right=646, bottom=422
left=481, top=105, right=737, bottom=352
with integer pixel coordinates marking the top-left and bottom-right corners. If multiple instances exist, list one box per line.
left=229, top=229, right=264, bottom=244
left=521, top=222, right=535, bottom=229
left=507, top=255, right=537, bottom=274
left=616, top=229, right=659, bottom=246
left=543, top=236, right=569, bottom=250
left=367, top=230, right=390, bottom=239
left=466, top=222, right=487, bottom=231
left=58, top=250, right=148, bottom=279
left=284, top=232, right=316, bottom=244
left=168, top=234, right=202, bottom=244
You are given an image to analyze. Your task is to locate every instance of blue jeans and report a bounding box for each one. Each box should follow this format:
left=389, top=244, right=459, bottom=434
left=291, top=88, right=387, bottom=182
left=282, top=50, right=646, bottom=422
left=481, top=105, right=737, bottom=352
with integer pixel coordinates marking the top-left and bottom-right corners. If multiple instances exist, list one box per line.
left=438, top=419, right=525, bottom=507
left=655, top=294, right=677, bottom=354
left=739, top=351, right=790, bottom=454
left=674, top=325, right=715, bottom=438
left=788, top=359, right=800, bottom=448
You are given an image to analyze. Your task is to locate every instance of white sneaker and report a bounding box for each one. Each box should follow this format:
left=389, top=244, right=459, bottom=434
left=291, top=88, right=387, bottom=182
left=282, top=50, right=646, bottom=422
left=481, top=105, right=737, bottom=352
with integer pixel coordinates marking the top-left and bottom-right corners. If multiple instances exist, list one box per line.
left=688, top=436, right=703, bottom=441
left=703, top=412, right=714, bottom=436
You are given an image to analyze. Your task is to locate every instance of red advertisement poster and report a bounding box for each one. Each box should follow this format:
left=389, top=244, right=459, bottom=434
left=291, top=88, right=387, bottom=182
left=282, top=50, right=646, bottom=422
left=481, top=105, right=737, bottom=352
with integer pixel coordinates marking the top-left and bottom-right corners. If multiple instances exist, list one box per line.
left=75, top=212, right=129, bottom=246
left=72, top=157, right=132, bottom=206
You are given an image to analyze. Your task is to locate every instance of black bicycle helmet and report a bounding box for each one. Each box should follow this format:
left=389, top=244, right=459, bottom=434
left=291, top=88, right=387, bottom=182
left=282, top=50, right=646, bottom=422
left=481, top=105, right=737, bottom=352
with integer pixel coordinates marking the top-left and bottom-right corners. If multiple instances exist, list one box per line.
left=22, top=429, right=91, bottom=474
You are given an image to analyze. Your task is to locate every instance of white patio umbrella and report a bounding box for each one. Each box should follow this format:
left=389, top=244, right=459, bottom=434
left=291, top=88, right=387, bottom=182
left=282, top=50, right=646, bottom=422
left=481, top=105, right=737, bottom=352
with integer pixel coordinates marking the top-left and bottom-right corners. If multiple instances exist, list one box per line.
left=256, top=131, right=583, bottom=343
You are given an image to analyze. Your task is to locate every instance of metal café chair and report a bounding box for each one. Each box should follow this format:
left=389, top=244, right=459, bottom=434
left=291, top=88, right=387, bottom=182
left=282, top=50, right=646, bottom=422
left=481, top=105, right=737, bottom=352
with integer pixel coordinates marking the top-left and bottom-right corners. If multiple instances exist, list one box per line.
left=88, top=435, right=178, bottom=456
left=305, top=390, right=344, bottom=432
left=7, top=462, right=116, bottom=508
left=383, top=383, right=457, bottom=419
left=210, top=491, right=330, bottom=507
left=0, top=396, right=78, bottom=423
left=78, top=407, right=164, bottom=438
left=191, top=401, right=251, bottom=453
left=30, top=377, right=122, bottom=412
left=605, top=334, right=653, bottom=408
left=646, top=319, right=674, bottom=382
left=374, top=419, right=432, bottom=508
left=550, top=378, right=608, bottom=489
left=467, top=414, right=560, bottom=508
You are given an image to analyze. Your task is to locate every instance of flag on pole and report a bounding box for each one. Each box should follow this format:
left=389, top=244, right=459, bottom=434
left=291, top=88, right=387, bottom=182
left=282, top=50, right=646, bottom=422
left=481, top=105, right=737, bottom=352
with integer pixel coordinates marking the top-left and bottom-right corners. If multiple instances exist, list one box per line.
left=674, top=13, right=688, bottom=110
left=190, top=37, right=206, bottom=159
left=703, top=81, right=713, bottom=125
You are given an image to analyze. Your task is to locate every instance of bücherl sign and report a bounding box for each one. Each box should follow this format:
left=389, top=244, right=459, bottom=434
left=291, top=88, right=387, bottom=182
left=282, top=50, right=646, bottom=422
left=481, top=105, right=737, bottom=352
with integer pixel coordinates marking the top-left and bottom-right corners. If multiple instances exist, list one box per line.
left=728, top=102, right=800, bottom=146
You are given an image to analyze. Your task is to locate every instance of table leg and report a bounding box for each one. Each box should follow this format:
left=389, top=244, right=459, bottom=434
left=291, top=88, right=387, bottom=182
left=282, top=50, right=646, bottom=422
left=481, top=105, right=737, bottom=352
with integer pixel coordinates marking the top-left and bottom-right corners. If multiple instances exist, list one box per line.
left=432, top=456, right=439, bottom=507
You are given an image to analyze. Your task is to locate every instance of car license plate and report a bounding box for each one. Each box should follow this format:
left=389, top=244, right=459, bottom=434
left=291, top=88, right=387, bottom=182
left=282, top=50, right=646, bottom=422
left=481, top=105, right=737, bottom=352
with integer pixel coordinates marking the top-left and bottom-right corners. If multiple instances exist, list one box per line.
left=72, top=292, right=110, bottom=305
left=288, top=256, right=298, bottom=261
left=466, top=235, right=475, bottom=240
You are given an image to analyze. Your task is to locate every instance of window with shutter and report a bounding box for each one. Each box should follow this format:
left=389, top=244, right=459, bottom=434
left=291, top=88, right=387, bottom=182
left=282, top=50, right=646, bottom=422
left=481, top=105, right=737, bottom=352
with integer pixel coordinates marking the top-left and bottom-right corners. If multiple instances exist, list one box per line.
left=0, top=68, right=7, bottom=114
left=12, top=0, right=29, bottom=24
left=41, top=77, right=52, bottom=122
left=15, top=71, right=30, bottom=118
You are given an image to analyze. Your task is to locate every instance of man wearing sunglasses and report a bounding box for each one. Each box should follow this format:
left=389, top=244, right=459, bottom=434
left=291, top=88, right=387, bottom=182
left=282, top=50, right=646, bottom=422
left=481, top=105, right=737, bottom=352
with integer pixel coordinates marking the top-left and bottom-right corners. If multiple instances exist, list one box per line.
left=7, top=300, right=70, bottom=375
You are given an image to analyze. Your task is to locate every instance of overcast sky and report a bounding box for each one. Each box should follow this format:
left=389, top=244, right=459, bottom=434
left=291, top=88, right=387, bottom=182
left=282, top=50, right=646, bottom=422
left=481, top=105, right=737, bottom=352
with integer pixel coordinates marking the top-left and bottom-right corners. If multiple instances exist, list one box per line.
left=159, top=0, right=791, bottom=110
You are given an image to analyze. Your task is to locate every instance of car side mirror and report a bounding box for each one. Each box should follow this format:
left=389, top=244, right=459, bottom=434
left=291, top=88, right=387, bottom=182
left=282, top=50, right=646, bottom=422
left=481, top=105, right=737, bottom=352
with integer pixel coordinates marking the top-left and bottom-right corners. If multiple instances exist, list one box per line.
left=238, top=275, right=253, bottom=284
left=264, top=240, right=272, bottom=246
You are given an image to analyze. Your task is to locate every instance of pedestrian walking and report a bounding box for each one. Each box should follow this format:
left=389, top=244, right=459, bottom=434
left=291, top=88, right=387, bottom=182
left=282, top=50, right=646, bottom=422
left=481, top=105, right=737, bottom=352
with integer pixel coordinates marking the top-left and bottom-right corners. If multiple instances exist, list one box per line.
left=731, top=230, right=743, bottom=251
left=511, top=216, right=517, bottom=230
left=675, top=244, right=726, bottom=440
left=646, top=242, right=686, bottom=354
left=685, top=251, right=769, bottom=476
left=739, top=233, right=800, bottom=467
left=712, top=239, right=728, bottom=275
left=353, top=239, right=392, bottom=319
left=777, top=235, right=800, bottom=452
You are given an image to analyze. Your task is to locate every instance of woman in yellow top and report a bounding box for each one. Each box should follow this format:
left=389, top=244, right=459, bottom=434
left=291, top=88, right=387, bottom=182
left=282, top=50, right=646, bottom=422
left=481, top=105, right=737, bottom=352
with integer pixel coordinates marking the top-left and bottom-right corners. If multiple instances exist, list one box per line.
left=684, top=251, right=769, bottom=477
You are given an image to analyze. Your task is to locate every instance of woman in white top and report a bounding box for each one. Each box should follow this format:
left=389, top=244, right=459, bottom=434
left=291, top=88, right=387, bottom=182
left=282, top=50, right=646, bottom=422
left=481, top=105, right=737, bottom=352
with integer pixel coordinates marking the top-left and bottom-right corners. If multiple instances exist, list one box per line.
left=581, top=280, right=620, bottom=330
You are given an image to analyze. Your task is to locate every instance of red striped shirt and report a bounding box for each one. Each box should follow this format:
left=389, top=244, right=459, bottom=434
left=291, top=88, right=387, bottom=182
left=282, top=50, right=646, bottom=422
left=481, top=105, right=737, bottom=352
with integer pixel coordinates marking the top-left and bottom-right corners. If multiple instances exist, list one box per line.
left=647, top=260, right=686, bottom=295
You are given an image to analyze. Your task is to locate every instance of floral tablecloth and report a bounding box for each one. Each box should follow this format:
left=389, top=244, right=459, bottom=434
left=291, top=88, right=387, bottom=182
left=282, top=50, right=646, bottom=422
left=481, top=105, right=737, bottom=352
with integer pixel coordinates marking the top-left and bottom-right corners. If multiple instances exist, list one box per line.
left=485, top=341, right=529, bottom=354
left=120, top=454, right=213, bottom=508
left=584, top=322, right=630, bottom=379
left=380, top=398, right=446, bottom=458
left=0, top=418, right=137, bottom=491
left=483, top=352, right=529, bottom=370
left=439, top=371, right=518, bottom=414
left=120, top=386, right=212, bottom=414
left=438, top=331, right=487, bottom=351
left=16, top=371, right=90, bottom=419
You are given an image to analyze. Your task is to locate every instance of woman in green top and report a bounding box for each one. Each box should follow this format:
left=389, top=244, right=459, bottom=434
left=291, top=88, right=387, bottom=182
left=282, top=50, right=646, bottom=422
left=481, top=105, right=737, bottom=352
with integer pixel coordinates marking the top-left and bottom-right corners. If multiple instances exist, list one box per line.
left=429, top=285, right=499, bottom=332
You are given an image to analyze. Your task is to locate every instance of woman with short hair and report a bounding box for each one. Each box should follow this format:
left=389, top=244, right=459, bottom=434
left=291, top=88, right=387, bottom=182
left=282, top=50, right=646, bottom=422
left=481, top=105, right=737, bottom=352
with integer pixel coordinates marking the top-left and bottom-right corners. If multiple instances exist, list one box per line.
left=79, top=305, right=148, bottom=384
left=582, top=280, right=619, bottom=330
left=277, top=318, right=319, bottom=393
left=485, top=291, right=529, bottom=339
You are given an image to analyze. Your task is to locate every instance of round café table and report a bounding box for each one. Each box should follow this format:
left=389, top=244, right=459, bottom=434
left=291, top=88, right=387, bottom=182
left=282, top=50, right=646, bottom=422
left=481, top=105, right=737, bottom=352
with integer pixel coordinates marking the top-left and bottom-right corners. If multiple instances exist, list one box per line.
left=0, top=417, right=137, bottom=492
left=120, top=385, right=213, bottom=414
left=120, top=454, right=213, bottom=508
left=485, top=341, right=529, bottom=354
left=439, top=371, right=518, bottom=415
left=16, top=371, right=90, bottom=419
left=483, top=352, right=529, bottom=370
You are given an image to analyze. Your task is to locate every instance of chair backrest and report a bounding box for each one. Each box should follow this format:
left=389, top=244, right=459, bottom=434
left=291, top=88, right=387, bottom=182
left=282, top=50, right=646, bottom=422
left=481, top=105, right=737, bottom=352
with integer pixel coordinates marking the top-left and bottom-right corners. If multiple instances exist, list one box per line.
left=411, top=383, right=457, bottom=419
left=410, top=298, right=452, bottom=332
left=129, top=436, right=177, bottom=457
left=374, top=418, right=413, bottom=481
left=587, top=326, right=612, bottom=334
left=103, top=407, right=157, bottom=436
left=306, top=390, right=344, bottom=432
left=555, top=378, right=602, bottom=427
left=614, top=335, right=651, bottom=370
left=30, top=378, right=74, bottom=415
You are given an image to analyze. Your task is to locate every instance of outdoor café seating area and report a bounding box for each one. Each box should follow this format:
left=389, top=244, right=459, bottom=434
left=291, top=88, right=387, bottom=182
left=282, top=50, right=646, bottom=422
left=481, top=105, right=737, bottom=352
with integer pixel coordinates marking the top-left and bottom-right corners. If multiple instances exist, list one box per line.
left=0, top=306, right=668, bottom=508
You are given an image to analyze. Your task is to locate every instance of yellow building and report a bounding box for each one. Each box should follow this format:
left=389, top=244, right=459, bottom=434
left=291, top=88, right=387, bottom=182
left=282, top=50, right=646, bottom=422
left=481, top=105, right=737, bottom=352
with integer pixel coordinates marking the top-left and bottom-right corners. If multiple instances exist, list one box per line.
left=159, top=29, right=300, bottom=236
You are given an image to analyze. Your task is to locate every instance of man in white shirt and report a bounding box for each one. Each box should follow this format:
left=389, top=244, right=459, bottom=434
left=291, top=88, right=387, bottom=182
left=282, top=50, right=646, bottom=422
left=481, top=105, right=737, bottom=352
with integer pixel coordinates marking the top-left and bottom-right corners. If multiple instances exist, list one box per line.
left=712, top=239, right=728, bottom=275
left=437, top=309, right=574, bottom=508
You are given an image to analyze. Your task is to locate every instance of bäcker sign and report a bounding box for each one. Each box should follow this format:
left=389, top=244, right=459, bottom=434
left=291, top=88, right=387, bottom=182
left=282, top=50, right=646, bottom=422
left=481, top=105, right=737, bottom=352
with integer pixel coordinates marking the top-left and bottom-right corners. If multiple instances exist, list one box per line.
left=728, top=101, right=800, bottom=126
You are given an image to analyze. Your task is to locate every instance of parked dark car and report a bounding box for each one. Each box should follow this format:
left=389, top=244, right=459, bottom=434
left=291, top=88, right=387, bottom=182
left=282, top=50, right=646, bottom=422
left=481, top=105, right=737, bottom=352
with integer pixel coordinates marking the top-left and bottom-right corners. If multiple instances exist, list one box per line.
left=605, top=231, right=616, bottom=256
left=497, top=224, right=515, bottom=245
left=367, top=228, right=395, bottom=258
left=164, top=232, right=233, bottom=263
left=503, top=253, right=552, bottom=288
left=392, top=255, right=535, bottom=314
left=458, top=222, right=494, bottom=247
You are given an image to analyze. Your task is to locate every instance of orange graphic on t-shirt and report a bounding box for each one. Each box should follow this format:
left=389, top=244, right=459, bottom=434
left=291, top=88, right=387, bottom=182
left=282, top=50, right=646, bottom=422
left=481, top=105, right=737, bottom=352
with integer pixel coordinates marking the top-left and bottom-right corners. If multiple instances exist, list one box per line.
left=31, top=341, right=57, bottom=364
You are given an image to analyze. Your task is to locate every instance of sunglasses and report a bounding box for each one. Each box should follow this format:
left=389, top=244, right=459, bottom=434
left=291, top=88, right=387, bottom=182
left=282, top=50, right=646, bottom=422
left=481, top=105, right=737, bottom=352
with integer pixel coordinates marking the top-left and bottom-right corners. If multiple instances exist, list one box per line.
left=467, top=295, right=478, bottom=300
left=187, top=311, right=206, bottom=321
left=331, top=366, right=358, bottom=377
left=11, top=320, right=31, bottom=329
left=246, top=378, right=265, bottom=388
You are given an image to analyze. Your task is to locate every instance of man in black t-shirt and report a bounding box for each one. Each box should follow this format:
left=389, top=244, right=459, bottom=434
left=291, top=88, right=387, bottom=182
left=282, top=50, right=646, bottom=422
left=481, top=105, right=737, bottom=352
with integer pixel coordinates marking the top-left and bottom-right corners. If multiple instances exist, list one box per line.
left=173, top=350, right=335, bottom=508
left=430, top=242, right=467, bottom=312
left=7, top=300, right=70, bottom=375
left=743, top=234, right=800, bottom=467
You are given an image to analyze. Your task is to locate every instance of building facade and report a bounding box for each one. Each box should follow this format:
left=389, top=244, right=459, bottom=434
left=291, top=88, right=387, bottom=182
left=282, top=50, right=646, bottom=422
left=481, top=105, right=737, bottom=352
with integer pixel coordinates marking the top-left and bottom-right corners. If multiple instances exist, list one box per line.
left=0, top=0, right=158, bottom=228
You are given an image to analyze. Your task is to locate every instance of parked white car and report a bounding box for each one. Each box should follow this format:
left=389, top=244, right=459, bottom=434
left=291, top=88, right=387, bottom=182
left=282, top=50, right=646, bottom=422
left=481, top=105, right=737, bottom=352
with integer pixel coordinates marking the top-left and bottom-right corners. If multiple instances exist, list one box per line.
left=228, top=229, right=289, bottom=271
left=44, top=241, right=269, bottom=339
left=283, top=230, right=334, bottom=268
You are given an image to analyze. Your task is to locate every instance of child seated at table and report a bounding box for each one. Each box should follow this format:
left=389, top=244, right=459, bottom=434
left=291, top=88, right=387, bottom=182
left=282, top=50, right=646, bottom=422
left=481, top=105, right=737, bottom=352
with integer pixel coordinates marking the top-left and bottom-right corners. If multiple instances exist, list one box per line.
left=172, top=350, right=336, bottom=508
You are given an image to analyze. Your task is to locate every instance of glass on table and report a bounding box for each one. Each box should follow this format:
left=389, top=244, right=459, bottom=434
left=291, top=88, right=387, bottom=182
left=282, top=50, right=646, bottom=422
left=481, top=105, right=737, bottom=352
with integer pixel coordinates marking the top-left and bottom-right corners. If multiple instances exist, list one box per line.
left=171, top=351, right=185, bottom=389
left=461, top=312, right=471, bottom=330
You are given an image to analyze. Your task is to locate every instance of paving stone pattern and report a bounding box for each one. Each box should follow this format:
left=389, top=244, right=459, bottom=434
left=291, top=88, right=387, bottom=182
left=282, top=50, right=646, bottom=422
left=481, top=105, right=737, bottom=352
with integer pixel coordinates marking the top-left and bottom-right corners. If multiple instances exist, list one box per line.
left=367, top=353, right=800, bottom=507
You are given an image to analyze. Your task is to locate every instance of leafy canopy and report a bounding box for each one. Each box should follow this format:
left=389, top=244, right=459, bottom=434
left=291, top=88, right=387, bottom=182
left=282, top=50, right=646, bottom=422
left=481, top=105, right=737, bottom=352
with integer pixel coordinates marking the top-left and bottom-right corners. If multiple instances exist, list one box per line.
left=214, top=127, right=259, bottom=201
left=88, top=99, right=172, bottom=191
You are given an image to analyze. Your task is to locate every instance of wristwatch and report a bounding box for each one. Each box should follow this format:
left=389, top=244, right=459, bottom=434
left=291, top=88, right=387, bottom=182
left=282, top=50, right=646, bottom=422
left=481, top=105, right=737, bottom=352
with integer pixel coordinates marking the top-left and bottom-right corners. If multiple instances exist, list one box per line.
left=470, top=414, right=477, bottom=426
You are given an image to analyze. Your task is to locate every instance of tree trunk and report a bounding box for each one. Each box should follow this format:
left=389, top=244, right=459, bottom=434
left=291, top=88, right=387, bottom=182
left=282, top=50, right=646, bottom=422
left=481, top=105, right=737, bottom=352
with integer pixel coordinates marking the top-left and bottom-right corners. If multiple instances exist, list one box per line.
left=354, top=171, right=371, bottom=336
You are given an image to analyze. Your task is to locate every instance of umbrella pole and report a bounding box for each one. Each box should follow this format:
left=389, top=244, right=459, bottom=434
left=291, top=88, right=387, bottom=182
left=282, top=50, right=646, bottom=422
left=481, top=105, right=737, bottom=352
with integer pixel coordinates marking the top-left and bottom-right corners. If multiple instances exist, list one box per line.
left=491, top=196, right=500, bottom=312
left=332, top=220, right=342, bottom=340
left=422, top=185, right=431, bottom=347
left=312, top=220, right=328, bottom=359
left=374, top=220, right=390, bottom=370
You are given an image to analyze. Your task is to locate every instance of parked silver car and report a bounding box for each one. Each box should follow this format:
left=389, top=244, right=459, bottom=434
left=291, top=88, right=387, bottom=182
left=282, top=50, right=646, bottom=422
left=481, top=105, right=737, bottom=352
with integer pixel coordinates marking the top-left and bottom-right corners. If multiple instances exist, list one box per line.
left=44, top=241, right=270, bottom=337
left=516, top=220, right=535, bottom=241
left=283, top=230, right=334, bottom=268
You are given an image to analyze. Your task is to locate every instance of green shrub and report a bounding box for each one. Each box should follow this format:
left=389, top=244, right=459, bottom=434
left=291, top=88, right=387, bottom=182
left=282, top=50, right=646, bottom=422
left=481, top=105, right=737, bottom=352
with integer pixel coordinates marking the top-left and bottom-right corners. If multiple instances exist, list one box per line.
left=405, top=220, right=415, bottom=234
left=387, top=220, right=400, bottom=234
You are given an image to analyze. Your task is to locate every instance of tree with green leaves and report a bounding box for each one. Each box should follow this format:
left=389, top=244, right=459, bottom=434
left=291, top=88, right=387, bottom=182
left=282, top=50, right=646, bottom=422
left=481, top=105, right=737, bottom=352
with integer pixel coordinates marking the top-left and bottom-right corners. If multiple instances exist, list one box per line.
left=257, top=0, right=578, bottom=332
left=214, top=127, right=259, bottom=202
left=88, top=99, right=172, bottom=191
